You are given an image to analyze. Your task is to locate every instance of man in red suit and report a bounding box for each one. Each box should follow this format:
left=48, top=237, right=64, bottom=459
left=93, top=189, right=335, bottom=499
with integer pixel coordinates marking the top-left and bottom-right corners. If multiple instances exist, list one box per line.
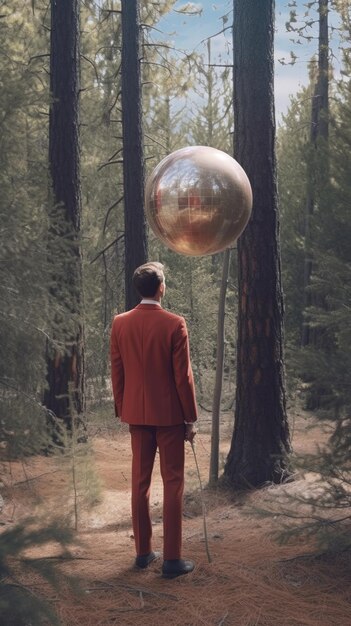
left=110, top=262, right=198, bottom=578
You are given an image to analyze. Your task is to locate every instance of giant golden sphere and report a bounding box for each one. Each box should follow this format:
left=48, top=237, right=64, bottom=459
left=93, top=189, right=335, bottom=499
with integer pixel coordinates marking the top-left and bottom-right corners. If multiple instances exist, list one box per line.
left=145, top=146, right=253, bottom=256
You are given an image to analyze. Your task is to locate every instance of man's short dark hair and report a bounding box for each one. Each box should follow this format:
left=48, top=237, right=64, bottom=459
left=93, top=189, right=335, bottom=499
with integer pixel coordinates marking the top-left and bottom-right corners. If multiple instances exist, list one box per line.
left=132, top=262, right=165, bottom=298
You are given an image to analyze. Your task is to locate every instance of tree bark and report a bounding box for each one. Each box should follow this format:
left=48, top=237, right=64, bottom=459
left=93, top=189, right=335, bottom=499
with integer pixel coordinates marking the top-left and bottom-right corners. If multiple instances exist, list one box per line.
left=224, top=0, right=291, bottom=488
left=44, top=0, right=85, bottom=432
left=121, top=0, right=148, bottom=311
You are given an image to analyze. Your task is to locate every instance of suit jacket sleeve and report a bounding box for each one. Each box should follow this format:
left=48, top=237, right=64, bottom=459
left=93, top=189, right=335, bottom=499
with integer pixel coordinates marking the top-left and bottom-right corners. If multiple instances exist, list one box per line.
left=110, top=317, right=124, bottom=417
left=172, top=317, right=198, bottom=423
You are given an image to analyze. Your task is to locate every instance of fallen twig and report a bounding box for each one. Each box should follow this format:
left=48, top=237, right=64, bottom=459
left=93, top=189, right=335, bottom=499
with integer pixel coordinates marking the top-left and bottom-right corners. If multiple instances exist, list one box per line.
left=10, top=468, right=62, bottom=487
left=218, top=611, right=229, bottom=625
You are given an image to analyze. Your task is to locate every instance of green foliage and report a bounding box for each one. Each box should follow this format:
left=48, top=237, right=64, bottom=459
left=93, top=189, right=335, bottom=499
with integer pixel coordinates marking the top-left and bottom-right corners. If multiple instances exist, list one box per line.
left=276, top=11, right=351, bottom=550
left=0, top=1, right=52, bottom=455
left=188, top=42, right=233, bottom=152
left=0, top=0, right=234, bottom=445
left=265, top=418, right=351, bottom=552
left=298, top=66, right=351, bottom=415
left=80, top=3, right=126, bottom=391
left=278, top=88, right=311, bottom=343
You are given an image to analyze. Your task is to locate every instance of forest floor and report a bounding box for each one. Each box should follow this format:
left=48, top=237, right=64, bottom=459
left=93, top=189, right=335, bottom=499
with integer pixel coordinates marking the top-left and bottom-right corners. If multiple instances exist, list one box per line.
left=1, top=406, right=351, bottom=626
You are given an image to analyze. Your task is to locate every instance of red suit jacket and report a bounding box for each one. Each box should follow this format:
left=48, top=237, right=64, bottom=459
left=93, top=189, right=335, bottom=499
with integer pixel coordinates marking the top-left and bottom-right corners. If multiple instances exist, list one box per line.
left=110, top=304, right=198, bottom=426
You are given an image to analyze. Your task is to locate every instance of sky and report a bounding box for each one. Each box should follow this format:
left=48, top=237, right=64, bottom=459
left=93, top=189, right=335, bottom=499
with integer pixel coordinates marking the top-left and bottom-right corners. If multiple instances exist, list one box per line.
left=157, top=0, right=342, bottom=123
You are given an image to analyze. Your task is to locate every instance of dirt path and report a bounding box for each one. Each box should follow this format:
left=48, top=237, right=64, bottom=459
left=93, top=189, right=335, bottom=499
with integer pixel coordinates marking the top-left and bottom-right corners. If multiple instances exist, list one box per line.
left=1, top=411, right=350, bottom=625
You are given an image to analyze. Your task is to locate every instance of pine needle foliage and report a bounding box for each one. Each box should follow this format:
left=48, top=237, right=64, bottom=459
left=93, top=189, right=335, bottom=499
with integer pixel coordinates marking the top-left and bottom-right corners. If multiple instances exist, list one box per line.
left=274, top=16, right=351, bottom=550
left=0, top=2, right=52, bottom=456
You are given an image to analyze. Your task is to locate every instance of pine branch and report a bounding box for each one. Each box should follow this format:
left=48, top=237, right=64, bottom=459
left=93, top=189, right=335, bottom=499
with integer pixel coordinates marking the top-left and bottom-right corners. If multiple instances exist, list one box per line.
left=90, top=235, right=124, bottom=265
left=0, top=379, right=47, bottom=411
left=28, top=54, right=50, bottom=63
left=199, top=26, right=232, bottom=45
left=144, top=133, right=168, bottom=150
left=97, top=158, right=123, bottom=171
left=81, top=54, right=99, bottom=81
left=103, top=196, right=124, bottom=234
left=141, top=60, right=172, bottom=75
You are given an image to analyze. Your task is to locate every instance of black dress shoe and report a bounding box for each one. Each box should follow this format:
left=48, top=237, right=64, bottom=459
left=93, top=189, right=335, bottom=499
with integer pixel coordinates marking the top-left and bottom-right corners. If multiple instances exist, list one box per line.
left=135, top=551, right=160, bottom=569
left=162, top=559, right=195, bottom=579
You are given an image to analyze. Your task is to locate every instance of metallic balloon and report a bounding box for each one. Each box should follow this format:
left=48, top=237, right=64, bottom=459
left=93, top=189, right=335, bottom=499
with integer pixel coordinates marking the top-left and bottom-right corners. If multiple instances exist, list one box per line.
left=145, top=146, right=253, bottom=256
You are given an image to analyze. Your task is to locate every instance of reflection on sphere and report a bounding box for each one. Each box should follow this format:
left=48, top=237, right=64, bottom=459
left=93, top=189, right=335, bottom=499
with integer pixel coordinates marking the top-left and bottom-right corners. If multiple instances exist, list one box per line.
left=145, top=146, right=253, bottom=256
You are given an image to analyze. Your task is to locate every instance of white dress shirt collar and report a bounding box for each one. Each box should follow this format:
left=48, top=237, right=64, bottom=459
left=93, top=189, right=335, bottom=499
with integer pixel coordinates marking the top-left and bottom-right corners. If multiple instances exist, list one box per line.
left=140, top=298, right=161, bottom=307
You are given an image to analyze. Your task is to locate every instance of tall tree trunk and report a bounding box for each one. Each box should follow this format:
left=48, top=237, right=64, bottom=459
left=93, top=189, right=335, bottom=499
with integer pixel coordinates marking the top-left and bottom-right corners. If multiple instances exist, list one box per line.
left=44, top=0, right=85, bottom=432
left=224, top=0, right=291, bottom=488
left=121, top=0, right=148, bottom=311
left=209, top=249, right=231, bottom=486
left=302, top=0, right=329, bottom=347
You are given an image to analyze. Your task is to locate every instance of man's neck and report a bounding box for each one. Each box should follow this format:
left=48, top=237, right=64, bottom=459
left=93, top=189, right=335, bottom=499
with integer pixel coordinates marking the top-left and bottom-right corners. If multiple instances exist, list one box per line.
left=140, top=298, right=162, bottom=306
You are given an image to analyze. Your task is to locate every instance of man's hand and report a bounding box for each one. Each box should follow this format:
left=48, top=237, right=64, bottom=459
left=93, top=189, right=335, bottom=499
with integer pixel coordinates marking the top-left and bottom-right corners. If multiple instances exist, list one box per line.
left=185, top=423, right=196, bottom=443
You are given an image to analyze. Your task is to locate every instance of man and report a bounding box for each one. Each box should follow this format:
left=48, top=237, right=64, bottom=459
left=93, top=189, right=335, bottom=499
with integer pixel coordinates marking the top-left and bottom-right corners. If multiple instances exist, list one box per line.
left=110, top=262, right=198, bottom=579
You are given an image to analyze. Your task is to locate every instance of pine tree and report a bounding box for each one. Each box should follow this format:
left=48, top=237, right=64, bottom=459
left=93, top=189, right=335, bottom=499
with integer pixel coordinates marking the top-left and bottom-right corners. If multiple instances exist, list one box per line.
left=189, top=40, right=233, bottom=151
left=80, top=3, right=125, bottom=397
left=278, top=87, right=312, bottom=346
left=44, top=0, right=85, bottom=435
left=301, top=44, right=351, bottom=416
left=121, top=0, right=148, bottom=310
left=272, top=5, right=351, bottom=550
left=301, top=0, right=330, bottom=347
left=0, top=2, right=53, bottom=455
left=224, top=0, right=291, bottom=488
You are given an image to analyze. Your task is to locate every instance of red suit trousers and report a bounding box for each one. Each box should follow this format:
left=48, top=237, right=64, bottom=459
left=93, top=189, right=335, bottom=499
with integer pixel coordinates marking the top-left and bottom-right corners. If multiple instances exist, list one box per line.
left=129, top=423, right=185, bottom=560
